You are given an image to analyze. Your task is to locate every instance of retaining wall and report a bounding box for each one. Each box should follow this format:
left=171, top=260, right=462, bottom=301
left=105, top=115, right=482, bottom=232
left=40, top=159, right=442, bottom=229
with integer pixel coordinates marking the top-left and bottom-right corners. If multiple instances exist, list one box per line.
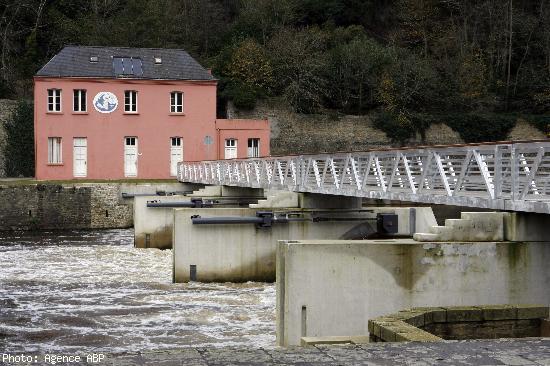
left=0, top=182, right=191, bottom=231
left=368, top=305, right=550, bottom=342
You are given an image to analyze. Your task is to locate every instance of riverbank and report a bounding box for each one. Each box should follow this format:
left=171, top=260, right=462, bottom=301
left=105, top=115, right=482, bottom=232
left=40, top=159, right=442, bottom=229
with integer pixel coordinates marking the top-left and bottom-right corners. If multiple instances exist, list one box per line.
left=0, top=180, right=195, bottom=231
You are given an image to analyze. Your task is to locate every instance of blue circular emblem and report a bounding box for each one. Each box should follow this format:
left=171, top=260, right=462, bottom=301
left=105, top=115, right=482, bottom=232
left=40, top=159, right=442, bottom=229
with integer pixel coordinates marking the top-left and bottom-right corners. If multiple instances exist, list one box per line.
left=93, top=92, right=118, bottom=113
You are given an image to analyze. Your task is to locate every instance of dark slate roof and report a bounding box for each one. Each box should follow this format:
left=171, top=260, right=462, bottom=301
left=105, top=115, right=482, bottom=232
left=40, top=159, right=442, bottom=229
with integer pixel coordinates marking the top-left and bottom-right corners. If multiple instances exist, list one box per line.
left=36, top=46, right=215, bottom=81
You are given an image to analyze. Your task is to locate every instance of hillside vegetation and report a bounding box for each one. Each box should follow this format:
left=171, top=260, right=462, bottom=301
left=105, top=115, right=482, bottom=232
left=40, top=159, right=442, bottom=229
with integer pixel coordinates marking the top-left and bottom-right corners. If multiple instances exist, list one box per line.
left=1, top=0, right=549, bottom=145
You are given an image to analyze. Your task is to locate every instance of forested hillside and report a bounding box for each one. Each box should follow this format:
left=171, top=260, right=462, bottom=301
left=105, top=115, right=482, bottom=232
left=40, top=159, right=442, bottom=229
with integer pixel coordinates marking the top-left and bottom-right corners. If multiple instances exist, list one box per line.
left=1, top=0, right=550, bottom=143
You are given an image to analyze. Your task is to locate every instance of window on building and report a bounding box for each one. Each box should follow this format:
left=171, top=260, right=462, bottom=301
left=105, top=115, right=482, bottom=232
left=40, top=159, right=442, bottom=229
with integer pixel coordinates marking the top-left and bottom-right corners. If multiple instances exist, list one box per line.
left=113, top=57, right=143, bottom=77
left=125, top=90, right=138, bottom=112
left=48, top=89, right=61, bottom=112
left=170, top=91, right=183, bottom=113
left=171, top=137, right=182, bottom=147
left=248, top=138, right=260, bottom=158
left=73, top=89, right=87, bottom=112
left=224, top=138, right=237, bottom=159
left=48, top=137, right=62, bottom=164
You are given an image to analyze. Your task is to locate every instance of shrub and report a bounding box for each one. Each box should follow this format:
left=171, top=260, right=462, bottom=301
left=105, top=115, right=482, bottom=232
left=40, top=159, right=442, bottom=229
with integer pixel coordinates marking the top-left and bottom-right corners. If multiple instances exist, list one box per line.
left=373, top=111, right=417, bottom=144
left=445, top=114, right=516, bottom=143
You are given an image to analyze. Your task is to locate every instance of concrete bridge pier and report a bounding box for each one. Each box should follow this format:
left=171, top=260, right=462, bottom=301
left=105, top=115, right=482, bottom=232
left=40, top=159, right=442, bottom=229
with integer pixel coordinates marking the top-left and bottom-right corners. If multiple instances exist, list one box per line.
left=134, top=185, right=265, bottom=249
left=172, top=187, right=436, bottom=282
left=276, top=211, right=550, bottom=346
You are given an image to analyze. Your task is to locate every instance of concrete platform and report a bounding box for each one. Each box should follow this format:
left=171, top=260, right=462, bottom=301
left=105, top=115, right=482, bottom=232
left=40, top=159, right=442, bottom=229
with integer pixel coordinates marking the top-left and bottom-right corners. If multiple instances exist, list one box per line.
left=277, top=239, right=550, bottom=346
left=29, top=338, right=550, bottom=365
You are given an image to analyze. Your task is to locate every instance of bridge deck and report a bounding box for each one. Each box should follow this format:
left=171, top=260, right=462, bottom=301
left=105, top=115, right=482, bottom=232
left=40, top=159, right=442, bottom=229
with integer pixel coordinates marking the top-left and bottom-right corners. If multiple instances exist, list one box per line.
left=179, top=141, right=550, bottom=214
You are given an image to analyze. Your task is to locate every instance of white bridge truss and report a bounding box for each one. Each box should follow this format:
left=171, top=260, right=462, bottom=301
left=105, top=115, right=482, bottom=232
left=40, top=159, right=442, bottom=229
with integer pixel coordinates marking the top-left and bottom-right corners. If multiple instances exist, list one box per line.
left=179, top=141, right=550, bottom=214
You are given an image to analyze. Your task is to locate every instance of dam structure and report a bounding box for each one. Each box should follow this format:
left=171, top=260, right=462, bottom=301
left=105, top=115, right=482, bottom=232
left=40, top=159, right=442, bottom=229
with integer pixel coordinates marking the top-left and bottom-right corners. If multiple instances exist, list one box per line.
left=133, top=139, right=550, bottom=346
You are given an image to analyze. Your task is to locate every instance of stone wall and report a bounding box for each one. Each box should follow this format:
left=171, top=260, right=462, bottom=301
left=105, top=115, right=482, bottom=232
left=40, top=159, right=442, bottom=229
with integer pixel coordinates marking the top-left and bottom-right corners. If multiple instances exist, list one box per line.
left=368, top=305, right=549, bottom=342
left=0, top=99, right=18, bottom=177
left=90, top=184, right=133, bottom=228
left=228, top=100, right=547, bottom=155
left=227, top=100, right=394, bottom=155
left=0, top=183, right=132, bottom=231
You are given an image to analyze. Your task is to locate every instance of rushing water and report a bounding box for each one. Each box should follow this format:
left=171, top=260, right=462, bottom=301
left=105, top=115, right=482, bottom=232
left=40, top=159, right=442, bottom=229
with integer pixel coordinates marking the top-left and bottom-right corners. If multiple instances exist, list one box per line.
left=0, top=229, right=276, bottom=353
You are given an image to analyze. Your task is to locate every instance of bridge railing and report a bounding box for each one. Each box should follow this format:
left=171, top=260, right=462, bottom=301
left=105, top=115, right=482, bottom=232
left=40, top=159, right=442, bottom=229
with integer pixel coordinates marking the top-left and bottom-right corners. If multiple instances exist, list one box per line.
left=178, top=141, right=550, bottom=213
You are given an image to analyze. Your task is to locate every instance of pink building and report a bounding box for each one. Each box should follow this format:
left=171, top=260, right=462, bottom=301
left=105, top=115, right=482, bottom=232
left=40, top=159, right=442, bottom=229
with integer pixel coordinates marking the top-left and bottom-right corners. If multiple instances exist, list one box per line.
left=34, top=46, right=269, bottom=180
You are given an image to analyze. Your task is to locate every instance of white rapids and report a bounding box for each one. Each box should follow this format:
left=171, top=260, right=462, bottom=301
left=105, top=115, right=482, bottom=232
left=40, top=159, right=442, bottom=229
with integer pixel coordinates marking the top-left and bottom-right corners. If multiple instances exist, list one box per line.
left=0, top=229, right=275, bottom=353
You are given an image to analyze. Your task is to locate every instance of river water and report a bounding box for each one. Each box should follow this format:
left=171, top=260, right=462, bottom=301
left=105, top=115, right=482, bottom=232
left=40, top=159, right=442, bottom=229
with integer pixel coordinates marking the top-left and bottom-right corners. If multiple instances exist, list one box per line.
left=0, top=229, right=276, bottom=353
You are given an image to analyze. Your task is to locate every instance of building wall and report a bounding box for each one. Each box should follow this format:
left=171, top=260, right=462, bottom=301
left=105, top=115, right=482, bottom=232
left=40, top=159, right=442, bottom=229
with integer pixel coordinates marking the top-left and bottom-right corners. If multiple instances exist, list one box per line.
left=34, top=77, right=218, bottom=180
left=215, top=119, right=270, bottom=159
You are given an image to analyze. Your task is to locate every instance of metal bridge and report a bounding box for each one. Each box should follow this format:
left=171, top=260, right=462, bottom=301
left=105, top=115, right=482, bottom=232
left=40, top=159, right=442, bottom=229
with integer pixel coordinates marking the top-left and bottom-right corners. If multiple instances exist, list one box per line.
left=178, top=140, right=550, bottom=214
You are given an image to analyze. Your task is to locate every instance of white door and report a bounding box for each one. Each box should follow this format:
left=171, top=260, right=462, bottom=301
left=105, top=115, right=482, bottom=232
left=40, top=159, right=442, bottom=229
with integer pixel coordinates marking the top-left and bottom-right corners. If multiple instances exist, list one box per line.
left=170, top=137, right=183, bottom=176
left=124, top=137, right=138, bottom=177
left=73, top=138, right=87, bottom=177
left=224, top=138, right=237, bottom=159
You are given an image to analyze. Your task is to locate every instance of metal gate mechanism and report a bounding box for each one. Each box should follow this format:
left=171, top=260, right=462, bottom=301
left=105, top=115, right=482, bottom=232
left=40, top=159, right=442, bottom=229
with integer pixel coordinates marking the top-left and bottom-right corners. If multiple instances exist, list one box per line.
left=190, top=211, right=398, bottom=234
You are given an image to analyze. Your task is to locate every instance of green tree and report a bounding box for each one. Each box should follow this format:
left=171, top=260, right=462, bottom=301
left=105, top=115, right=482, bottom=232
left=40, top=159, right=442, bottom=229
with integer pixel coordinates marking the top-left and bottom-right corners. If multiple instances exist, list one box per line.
left=4, top=100, right=34, bottom=177
left=226, top=39, right=273, bottom=92
left=222, top=38, right=274, bottom=109
left=327, top=30, right=392, bottom=113
left=268, top=27, right=329, bottom=113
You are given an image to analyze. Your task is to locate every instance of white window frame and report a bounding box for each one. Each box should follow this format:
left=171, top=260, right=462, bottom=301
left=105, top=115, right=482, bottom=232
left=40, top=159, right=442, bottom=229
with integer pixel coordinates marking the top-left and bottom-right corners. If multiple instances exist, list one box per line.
left=48, top=89, right=61, bottom=112
left=73, top=89, right=87, bottom=112
left=125, top=90, right=138, bottom=113
left=248, top=138, right=260, bottom=158
left=170, top=91, right=183, bottom=113
left=47, top=137, right=62, bottom=164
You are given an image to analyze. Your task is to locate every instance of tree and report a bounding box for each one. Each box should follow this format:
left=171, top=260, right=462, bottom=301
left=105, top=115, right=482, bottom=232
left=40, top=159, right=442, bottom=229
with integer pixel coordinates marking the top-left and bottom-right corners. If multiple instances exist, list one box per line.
left=268, top=27, right=329, bottom=113
left=4, top=100, right=34, bottom=177
left=226, top=39, right=273, bottom=92
left=221, top=38, right=274, bottom=109
left=327, top=30, right=392, bottom=113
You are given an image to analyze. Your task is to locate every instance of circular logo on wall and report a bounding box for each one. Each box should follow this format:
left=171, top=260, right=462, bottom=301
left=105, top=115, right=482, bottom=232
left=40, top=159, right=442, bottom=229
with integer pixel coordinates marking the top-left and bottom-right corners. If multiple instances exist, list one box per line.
left=93, top=92, right=118, bottom=113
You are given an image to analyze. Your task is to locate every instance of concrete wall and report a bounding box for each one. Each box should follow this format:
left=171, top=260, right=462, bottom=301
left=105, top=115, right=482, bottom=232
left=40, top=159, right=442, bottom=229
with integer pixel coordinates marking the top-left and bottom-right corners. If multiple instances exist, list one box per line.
left=276, top=239, right=550, bottom=346
left=172, top=207, right=436, bottom=282
left=134, top=185, right=264, bottom=249
left=134, top=195, right=191, bottom=249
